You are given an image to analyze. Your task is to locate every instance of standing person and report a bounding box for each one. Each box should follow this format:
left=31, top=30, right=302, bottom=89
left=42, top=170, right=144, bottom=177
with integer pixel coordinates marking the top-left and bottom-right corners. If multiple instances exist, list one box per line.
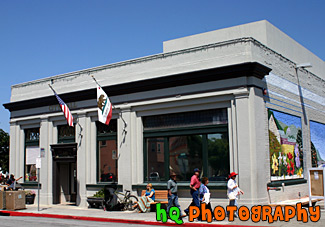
left=167, top=172, right=185, bottom=217
left=227, top=172, right=244, bottom=217
left=199, top=177, right=213, bottom=213
left=184, top=168, right=201, bottom=216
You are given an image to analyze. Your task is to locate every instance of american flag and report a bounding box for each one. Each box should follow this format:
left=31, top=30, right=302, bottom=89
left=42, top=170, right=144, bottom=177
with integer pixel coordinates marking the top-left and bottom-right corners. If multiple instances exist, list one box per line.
left=54, top=93, right=74, bottom=127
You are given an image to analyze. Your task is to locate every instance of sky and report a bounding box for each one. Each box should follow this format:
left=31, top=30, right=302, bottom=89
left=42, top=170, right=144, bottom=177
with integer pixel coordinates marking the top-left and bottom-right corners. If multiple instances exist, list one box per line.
left=1, top=0, right=325, bottom=133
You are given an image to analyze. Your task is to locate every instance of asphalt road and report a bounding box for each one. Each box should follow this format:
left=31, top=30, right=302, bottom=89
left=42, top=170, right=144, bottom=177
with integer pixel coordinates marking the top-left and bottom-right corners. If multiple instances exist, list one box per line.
left=0, top=216, right=151, bottom=227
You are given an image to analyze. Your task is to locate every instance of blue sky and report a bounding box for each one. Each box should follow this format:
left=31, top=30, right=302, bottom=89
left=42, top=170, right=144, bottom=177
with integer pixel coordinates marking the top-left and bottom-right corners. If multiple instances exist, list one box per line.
left=1, top=0, right=325, bottom=133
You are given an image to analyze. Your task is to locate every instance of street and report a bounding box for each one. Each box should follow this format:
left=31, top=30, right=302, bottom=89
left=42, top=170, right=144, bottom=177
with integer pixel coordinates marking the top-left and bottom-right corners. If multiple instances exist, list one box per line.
left=0, top=216, right=151, bottom=227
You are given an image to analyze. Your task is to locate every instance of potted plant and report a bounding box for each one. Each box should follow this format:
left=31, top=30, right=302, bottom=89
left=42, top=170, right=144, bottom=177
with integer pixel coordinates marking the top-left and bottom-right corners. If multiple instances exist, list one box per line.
left=87, top=189, right=104, bottom=209
left=25, top=190, right=36, bottom=205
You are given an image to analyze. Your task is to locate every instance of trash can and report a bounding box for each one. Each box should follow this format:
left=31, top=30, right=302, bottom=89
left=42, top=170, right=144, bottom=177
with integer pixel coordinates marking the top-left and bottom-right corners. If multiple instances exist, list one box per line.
left=104, top=184, right=118, bottom=211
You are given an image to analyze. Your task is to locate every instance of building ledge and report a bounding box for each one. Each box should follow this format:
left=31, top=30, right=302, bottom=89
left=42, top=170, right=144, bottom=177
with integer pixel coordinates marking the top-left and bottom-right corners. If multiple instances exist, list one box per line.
left=267, top=179, right=307, bottom=187
left=132, top=182, right=227, bottom=190
left=86, top=183, right=122, bottom=190
left=20, top=182, right=42, bottom=189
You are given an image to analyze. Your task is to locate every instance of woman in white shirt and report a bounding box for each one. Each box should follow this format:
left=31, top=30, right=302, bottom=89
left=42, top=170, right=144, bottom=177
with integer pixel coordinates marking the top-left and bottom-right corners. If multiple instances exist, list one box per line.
left=227, top=172, right=244, bottom=217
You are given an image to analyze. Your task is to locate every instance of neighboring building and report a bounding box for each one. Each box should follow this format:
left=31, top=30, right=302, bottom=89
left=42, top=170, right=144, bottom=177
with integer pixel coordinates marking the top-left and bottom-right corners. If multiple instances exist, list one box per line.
left=4, top=20, right=325, bottom=207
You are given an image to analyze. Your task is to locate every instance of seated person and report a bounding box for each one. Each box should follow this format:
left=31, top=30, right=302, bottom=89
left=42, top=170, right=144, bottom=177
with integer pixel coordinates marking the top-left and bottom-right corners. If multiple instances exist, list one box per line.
left=133, top=183, right=155, bottom=212
left=6, top=174, right=23, bottom=190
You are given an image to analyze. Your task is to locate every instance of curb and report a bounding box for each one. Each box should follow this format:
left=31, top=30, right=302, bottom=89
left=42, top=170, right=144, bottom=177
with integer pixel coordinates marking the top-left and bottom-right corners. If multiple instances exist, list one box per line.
left=0, top=210, right=260, bottom=227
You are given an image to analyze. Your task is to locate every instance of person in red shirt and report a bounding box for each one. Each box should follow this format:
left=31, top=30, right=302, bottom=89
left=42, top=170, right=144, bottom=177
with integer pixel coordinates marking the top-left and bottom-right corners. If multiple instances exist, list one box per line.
left=184, top=168, right=201, bottom=217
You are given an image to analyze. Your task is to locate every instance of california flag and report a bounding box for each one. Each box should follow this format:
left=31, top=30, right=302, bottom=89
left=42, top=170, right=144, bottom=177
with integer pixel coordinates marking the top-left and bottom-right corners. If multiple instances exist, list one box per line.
left=97, top=86, right=113, bottom=125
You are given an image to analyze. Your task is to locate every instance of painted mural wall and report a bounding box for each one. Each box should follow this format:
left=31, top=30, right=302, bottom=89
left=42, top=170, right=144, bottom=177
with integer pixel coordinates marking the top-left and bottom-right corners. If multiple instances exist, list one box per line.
left=268, top=109, right=304, bottom=181
left=310, top=121, right=325, bottom=167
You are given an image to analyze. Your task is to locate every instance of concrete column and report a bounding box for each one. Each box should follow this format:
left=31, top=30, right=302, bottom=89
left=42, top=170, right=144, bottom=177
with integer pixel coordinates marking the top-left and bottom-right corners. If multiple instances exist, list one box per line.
left=134, top=113, right=144, bottom=184
left=229, top=100, right=238, bottom=173
left=39, top=117, right=48, bottom=205
left=76, top=113, right=87, bottom=207
left=18, top=125, right=24, bottom=178
left=8, top=121, right=18, bottom=173
left=39, top=117, right=53, bottom=205
left=118, top=107, right=132, bottom=191
left=89, top=118, right=97, bottom=185
left=234, top=87, right=269, bottom=205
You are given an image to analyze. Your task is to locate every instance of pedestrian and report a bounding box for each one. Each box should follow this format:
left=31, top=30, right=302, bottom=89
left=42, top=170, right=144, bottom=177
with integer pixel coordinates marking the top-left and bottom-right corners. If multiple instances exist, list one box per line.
left=167, top=172, right=185, bottom=218
left=184, top=168, right=201, bottom=218
left=6, top=174, right=23, bottom=190
left=227, top=172, right=244, bottom=217
left=199, top=177, right=213, bottom=214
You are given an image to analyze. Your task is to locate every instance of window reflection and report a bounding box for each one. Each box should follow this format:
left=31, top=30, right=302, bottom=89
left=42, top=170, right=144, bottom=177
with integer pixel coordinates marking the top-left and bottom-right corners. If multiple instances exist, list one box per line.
left=147, top=138, right=165, bottom=181
left=207, top=133, right=229, bottom=181
left=99, top=140, right=118, bottom=182
left=169, top=135, right=202, bottom=181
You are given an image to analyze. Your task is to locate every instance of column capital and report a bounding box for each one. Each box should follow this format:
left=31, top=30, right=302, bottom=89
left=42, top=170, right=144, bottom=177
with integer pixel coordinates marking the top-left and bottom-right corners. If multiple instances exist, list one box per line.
left=77, top=112, right=87, bottom=118
left=9, top=120, right=17, bottom=126
left=233, top=91, right=249, bottom=99
left=40, top=116, right=49, bottom=122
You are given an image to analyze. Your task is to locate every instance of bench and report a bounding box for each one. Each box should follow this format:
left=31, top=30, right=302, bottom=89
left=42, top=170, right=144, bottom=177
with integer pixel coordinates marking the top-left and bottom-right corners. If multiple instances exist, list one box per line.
left=141, top=190, right=168, bottom=212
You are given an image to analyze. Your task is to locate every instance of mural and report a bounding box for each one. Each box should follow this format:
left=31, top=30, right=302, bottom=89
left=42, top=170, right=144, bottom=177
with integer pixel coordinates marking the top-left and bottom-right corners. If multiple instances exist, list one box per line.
left=310, top=121, right=325, bottom=167
left=268, top=109, right=303, bottom=181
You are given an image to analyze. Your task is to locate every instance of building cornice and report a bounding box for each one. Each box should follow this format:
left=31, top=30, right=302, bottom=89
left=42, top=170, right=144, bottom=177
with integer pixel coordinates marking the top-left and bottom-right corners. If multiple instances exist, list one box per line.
left=4, top=62, right=271, bottom=112
left=12, top=37, right=275, bottom=89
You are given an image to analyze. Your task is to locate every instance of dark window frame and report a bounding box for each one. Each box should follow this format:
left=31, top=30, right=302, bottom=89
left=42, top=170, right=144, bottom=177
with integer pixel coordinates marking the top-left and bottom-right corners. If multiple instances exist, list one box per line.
left=143, top=108, right=230, bottom=182
left=58, top=125, right=75, bottom=143
left=24, top=128, right=40, bottom=183
left=96, top=120, right=118, bottom=183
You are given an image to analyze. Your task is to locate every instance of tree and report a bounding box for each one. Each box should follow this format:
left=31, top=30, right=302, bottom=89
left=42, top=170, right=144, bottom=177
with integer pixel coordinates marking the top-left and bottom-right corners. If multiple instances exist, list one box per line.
left=0, top=129, right=9, bottom=173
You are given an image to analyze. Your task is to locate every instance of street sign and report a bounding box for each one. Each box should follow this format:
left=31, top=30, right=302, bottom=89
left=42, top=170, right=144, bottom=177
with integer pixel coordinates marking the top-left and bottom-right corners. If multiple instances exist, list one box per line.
left=40, top=148, right=45, bottom=158
left=36, top=158, right=41, bottom=169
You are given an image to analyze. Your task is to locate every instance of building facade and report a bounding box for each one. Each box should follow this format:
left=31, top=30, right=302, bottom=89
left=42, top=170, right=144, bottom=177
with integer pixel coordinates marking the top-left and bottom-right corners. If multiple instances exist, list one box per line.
left=4, top=20, right=325, bottom=207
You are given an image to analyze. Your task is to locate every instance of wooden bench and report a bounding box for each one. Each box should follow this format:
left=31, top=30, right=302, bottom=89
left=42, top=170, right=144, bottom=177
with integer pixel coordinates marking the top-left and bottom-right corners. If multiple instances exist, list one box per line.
left=141, top=190, right=168, bottom=212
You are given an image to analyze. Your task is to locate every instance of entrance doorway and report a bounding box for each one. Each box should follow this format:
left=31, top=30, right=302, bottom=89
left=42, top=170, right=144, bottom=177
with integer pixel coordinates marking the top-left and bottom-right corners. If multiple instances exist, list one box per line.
left=51, top=143, right=77, bottom=205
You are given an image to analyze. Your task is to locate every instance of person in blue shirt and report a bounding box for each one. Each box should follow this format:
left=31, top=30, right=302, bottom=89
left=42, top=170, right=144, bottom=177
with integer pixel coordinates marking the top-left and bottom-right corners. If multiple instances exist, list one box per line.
left=134, top=183, right=155, bottom=212
left=199, top=177, right=213, bottom=213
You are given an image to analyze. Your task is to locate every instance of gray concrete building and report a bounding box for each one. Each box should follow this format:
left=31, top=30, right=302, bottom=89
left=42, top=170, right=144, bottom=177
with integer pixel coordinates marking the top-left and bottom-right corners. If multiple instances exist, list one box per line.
left=4, top=20, right=325, bottom=208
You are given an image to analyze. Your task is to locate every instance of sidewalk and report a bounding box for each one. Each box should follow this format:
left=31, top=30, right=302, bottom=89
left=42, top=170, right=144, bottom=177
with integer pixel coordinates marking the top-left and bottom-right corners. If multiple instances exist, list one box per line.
left=1, top=203, right=325, bottom=226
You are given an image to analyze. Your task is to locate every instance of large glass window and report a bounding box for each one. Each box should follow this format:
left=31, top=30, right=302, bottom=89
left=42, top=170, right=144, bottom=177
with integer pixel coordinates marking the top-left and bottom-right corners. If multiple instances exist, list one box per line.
left=144, top=109, right=229, bottom=182
left=147, top=138, right=165, bottom=181
left=97, top=120, right=118, bottom=182
left=207, top=133, right=229, bottom=181
left=169, top=135, right=202, bottom=181
left=25, top=128, right=40, bottom=182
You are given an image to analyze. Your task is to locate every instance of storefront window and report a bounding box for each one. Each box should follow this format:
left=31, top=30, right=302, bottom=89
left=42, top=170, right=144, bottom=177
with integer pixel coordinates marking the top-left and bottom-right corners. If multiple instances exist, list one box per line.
left=25, top=128, right=39, bottom=182
left=169, top=135, right=202, bottom=181
left=97, top=120, right=118, bottom=183
left=207, top=133, right=229, bottom=181
left=147, top=138, right=165, bottom=182
left=144, top=109, right=229, bottom=182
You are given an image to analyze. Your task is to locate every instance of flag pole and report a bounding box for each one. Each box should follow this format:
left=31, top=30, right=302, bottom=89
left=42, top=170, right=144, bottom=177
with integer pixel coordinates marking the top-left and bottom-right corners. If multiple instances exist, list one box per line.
left=48, top=84, right=56, bottom=93
left=48, top=84, right=75, bottom=127
left=90, top=75, right=127, bottom=132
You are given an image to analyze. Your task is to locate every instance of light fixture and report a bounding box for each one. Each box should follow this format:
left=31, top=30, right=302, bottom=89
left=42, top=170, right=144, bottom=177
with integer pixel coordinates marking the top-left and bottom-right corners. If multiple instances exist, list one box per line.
left=296, top=63, right=312, bottom=69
